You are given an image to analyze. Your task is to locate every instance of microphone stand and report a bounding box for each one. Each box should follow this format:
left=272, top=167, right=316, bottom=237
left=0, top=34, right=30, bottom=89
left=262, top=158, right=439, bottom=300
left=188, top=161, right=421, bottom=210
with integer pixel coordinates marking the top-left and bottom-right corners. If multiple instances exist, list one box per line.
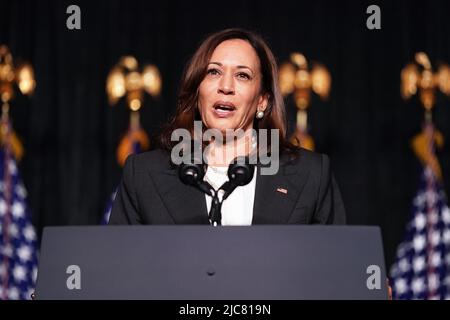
left=207, top=182, right=237, bottom=227
left=208, top=189, right=224, bottom=227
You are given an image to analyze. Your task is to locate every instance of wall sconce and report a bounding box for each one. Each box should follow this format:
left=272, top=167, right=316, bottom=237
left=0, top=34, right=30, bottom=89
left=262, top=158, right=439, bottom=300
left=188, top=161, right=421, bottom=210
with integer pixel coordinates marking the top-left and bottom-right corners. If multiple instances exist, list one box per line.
left=106, top=56, right=162, bottom=166
left=279, top=52, right=331, bottom=150
left=0, top=45, right=35, bottom=161
left=401, top=52, right=450, bottom=180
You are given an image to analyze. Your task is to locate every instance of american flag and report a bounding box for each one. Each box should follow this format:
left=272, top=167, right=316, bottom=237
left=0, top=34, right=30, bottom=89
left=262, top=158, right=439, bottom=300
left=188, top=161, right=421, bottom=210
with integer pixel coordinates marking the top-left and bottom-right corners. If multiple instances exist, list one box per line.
left=390, top=165, right=450, bottom=299
left=0, top=126, right=38, bottom=300
left=101, top=189, right=117, bottom=225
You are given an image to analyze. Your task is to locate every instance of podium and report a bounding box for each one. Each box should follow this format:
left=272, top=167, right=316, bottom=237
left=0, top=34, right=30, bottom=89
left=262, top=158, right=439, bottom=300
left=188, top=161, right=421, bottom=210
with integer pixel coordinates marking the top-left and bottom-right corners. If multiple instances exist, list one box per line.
left=34, top=225, right=388, bottom=300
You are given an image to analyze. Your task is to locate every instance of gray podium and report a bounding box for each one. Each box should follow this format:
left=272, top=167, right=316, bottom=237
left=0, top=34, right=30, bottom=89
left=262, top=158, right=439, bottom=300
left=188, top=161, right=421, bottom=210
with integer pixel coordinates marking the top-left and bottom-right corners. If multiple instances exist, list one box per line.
left=34, top=225, right=388, bottom=300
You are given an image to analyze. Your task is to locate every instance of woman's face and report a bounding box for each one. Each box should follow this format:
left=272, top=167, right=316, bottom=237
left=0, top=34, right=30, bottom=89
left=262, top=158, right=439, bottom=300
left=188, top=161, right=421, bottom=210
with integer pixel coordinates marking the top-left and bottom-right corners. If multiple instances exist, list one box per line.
left=198, top=39, right=268, bottom=134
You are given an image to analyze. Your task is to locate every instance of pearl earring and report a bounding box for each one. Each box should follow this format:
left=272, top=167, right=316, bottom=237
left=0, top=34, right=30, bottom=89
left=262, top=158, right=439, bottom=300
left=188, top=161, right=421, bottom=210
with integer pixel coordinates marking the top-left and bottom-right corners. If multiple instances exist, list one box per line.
left=256, top=110, right=264, bottom=119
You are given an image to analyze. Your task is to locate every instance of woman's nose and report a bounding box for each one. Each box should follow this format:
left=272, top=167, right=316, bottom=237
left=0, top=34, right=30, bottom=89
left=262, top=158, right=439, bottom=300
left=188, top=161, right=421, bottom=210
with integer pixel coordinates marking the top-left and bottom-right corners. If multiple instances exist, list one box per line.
left=218, top=74, right=235, bottom=95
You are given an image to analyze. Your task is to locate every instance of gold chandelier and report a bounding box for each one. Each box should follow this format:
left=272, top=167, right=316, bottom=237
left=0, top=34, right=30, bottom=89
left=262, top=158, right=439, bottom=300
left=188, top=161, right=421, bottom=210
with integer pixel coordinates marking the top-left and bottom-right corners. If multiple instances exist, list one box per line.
left=279, top=52, right=331, bottom=151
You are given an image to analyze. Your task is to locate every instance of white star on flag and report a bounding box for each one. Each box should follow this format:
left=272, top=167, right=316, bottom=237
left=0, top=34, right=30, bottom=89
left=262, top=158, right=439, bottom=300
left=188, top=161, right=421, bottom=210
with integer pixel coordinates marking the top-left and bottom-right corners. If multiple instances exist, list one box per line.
left=390, top=166, right=450, bottom=299
left=0, top=135, right=39, bottom=300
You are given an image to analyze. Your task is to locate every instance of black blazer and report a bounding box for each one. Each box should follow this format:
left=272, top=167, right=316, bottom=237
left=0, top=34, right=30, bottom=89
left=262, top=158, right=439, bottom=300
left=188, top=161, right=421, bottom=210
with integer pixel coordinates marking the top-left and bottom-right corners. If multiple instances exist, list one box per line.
left=109, top=148, right=346, bottom=225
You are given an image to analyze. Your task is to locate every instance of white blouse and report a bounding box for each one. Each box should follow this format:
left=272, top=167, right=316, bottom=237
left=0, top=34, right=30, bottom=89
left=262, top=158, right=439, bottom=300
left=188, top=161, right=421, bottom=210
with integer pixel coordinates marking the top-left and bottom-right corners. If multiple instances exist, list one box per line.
left=203, top=165, right=257, bottom=226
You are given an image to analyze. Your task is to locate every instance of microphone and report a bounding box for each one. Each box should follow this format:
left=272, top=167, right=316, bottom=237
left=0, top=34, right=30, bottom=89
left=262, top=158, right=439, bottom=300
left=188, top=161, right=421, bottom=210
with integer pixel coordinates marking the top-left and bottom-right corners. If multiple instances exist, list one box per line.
left=178, top=162, right=214, bottom=197
left=178, top=139, right=214, bottom=196
left=219, top=157, right=255, bottom=201
left=178, top=161, right=221, bottom=225
left=178, top=153, right=255, bottom=227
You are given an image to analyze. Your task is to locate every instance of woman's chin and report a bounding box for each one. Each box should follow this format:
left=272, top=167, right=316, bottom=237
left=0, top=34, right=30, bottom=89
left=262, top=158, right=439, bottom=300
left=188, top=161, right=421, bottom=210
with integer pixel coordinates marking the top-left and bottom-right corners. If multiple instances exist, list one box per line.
left=207, top=120, right=238, bottom=133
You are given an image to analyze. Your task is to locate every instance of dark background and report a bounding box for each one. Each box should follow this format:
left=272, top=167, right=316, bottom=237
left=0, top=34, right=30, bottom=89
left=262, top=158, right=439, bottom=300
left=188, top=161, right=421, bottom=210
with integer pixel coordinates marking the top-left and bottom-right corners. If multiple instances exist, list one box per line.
left=0, top=0, right=449, bottom=268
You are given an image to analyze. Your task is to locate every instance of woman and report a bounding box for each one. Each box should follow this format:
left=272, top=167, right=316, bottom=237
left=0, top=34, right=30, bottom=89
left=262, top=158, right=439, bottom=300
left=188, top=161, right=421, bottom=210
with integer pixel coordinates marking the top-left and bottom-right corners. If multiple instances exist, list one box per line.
left=109, top=28, right=346, bottom=225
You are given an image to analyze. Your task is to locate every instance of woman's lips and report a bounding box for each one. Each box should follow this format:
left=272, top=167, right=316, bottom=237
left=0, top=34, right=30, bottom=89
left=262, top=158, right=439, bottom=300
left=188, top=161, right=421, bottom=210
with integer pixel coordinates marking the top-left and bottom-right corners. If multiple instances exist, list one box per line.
left=213, top=107, right=236, bottom=118
left=212, top=102, right=236, bottom=118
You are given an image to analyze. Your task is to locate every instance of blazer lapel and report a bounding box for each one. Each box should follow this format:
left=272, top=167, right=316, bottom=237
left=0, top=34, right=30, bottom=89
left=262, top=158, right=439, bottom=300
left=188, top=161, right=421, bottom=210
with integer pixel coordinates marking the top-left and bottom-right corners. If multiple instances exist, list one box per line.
left=151, top=168, right=209, bottom=224
left=252, top=154, right=310, bottom=224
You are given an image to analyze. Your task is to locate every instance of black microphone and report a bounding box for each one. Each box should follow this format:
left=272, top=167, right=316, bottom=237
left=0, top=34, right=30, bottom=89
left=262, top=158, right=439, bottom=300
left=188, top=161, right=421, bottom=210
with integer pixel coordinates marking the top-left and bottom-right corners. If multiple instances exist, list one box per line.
left=178, top=162, right=214, bottom=196
left=219, top=157, right=255, bottom=201
left=178, top=139, right=215, bottom=196
left=178, top=161, right=222, bottom=225
left=178, top=154, right=255, bottom=227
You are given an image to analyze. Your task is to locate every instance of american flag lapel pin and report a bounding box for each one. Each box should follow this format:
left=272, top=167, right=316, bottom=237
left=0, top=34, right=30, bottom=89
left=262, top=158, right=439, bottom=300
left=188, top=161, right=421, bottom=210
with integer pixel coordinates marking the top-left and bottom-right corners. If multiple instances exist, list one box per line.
left=276, top=187, right=288, bottom=194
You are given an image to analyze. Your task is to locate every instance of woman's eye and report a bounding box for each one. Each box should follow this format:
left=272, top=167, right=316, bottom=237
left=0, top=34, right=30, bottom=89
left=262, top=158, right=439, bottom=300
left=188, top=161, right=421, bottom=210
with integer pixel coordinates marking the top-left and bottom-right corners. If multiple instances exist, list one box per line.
left=207, top=69, right=220, bottom=76
left=237, top=72, right=250, bottom=80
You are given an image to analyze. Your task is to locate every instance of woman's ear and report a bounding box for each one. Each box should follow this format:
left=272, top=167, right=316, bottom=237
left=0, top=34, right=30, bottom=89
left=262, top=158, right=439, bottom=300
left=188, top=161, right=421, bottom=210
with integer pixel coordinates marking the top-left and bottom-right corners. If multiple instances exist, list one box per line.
left=257, top=93, right=270, bottom=112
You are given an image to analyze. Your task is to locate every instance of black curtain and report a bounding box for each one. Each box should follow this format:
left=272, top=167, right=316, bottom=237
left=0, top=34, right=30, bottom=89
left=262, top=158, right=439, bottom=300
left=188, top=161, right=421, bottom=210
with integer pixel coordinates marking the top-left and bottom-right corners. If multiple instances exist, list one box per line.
left=0, top=0, right=449, bottom=268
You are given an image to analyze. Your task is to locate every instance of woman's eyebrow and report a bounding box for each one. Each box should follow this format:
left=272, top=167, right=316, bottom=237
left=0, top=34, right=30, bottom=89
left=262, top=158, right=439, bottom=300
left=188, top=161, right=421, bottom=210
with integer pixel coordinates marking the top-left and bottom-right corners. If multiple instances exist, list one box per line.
left=208, top=62, right=254, bottom=74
